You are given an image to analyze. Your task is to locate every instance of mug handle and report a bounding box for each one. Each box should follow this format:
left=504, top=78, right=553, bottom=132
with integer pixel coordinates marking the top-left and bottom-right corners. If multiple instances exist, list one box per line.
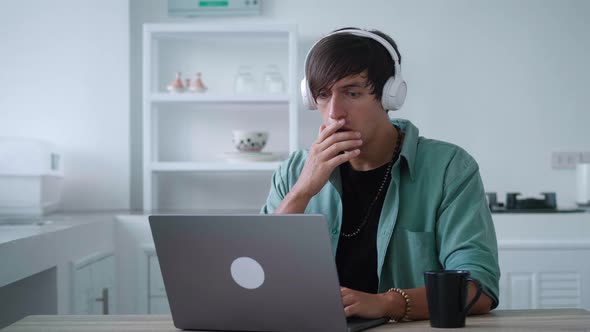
left=464, top=277, right=482, bottom=315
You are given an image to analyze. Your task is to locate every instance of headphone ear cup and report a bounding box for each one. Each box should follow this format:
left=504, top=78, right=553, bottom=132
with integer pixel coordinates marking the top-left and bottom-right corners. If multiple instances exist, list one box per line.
left=300, top=78, right=317, bottom=110
left=381, top=75, right=407, bottom=111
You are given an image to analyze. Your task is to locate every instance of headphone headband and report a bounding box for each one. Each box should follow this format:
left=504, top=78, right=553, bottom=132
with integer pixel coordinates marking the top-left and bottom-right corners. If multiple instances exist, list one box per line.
left=301, top=28, right=407, bottom=111
left=303, top=29, right=401, bottom=79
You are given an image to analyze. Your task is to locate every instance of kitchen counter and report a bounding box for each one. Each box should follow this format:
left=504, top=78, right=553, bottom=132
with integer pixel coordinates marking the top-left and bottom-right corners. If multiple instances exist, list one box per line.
left=0, top=212, right=133, bottom=320
left=2, top=209, right=587, bottom=248
left=0, top=214, right=94, bottom=245
left=0, top=211, right=137, bottom=244
left=491, top=208, right=585, bottom=213
left=0, top=212, right=132, bottom=288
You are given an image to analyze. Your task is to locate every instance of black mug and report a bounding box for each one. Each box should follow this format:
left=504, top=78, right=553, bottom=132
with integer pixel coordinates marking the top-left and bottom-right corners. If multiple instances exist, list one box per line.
left=424, top=270, right=482, bottom=328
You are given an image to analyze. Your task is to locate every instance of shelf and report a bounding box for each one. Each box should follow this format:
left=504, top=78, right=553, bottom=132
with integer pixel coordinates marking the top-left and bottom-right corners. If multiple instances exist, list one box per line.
left=151, top=161, right=281, bottom=172
left=142, top=23, right=298, bottom=211
left=149, top=93, right=291, bottom=104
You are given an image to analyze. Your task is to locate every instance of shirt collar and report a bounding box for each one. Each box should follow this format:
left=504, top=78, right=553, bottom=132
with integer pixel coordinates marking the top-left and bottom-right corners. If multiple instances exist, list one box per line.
left=391, top=118, right=418, bottom=181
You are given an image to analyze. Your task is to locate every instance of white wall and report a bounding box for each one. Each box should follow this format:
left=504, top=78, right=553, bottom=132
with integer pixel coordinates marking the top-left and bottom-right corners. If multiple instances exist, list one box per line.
left=0, top=0, right=130, bottom=211
left=3, top=1, right=586, bottom=211
left=276, top=0, right=590, bottom=207
left=130, top=0, right=590, bottom=210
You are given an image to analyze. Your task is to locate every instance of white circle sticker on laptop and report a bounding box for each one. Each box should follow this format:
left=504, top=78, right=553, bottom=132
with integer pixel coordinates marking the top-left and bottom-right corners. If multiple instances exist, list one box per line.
left=230, top=257, right=265, bottom=289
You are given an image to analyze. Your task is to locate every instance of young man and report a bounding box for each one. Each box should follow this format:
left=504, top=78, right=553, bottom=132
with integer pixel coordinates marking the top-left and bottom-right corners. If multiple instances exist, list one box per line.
left=261, top=28, right=500, bottom=322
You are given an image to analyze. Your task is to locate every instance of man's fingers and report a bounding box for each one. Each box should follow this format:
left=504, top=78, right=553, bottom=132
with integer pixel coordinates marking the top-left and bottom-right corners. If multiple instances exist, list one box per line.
left=341, top=293, right=354, bottom=307
left=318, top=124, right=326, bottom=136
left=317, top=119, right=345, bottom=142
left=322, top=140, right=362, bottom=157
left=319, top=130, right=360, bottom=147
left=327, top=149, right=361, bottom=168
left=341, top=291, right=358, bottom=309
left=344, top=303, right=359, bottom=317
left=316, top=132, right=361, bottom=156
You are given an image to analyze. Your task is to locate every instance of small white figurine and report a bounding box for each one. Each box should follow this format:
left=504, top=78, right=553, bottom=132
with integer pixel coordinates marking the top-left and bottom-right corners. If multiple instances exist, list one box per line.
left=189, top=72, right=208, bottom=93
left=167, top=72, right=185, bottom=93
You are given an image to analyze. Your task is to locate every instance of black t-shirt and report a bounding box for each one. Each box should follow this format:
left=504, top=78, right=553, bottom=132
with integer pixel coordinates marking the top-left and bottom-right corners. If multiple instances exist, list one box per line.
left=335, top=161, right=392, bottom=294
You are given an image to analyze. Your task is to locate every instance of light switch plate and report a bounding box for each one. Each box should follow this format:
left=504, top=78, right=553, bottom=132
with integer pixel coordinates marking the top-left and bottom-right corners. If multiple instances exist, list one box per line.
left=552, top=151, right=590, bottom=169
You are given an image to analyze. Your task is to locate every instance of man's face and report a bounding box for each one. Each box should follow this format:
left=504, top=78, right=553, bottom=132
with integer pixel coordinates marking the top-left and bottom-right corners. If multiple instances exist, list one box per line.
left=315, top=72, right=388, bottom=146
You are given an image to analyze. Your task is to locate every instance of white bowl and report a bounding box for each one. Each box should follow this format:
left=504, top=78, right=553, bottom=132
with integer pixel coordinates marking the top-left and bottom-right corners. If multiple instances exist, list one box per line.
left=232, top=130, right=268, bottom=152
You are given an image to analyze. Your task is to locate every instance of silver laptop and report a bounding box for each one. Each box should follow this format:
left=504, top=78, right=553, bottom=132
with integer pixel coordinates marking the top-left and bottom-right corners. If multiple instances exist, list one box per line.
left=149, top=214, right=390, bottom=332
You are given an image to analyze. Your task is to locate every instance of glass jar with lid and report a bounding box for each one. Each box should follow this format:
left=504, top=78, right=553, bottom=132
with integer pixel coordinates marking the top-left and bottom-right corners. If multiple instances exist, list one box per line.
left=263, top=65, right=284, bottom=94
left=234, top=66, right=256, bottom=95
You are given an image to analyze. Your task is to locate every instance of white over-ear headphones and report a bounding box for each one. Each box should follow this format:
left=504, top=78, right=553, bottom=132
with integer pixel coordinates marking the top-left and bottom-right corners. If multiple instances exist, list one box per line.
left=300, top=29, right=407, bottom=111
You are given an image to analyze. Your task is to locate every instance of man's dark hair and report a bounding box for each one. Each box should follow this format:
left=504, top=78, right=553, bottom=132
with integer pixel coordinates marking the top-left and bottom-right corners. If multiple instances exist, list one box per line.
left=307, top=27, right=401, bottom=104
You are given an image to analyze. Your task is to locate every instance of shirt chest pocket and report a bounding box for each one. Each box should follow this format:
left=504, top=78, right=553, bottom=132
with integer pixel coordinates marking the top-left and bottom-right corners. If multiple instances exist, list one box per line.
left=388, top=227, right=441, bottom=286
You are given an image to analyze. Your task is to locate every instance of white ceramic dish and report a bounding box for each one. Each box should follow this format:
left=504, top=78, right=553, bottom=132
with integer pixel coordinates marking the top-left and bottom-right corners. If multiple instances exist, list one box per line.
left=223, top=151, right=283, bottom=163
left=231, top=130, right=269, bottom=153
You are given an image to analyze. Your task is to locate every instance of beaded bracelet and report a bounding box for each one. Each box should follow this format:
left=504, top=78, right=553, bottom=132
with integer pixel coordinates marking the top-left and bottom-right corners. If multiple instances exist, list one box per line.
left=388, top=287, right=411, bottom=322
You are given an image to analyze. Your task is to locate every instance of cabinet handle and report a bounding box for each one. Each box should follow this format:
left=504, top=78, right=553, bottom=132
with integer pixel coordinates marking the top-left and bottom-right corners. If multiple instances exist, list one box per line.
left=95, top=288, right=109, bottom=315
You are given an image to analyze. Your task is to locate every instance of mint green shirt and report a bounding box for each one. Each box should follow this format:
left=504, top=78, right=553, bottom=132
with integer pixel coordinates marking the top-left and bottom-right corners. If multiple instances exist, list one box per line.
left=261, top=119, right=500, bottom=308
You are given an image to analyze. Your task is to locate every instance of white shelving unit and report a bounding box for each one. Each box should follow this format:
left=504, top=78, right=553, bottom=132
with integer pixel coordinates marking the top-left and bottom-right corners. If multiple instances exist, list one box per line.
left=142, top=23, right=298, bottom=212
left=149, top=93, right=291, bottom=103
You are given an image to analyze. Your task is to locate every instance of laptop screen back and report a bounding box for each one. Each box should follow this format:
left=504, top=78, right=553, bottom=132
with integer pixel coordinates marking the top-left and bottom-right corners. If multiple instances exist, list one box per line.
left=149, top=214, right=349, bottom=332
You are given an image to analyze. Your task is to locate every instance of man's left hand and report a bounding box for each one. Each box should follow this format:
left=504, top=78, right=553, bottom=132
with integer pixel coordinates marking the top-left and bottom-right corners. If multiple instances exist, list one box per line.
left=341, top=287, right=390, bottom=319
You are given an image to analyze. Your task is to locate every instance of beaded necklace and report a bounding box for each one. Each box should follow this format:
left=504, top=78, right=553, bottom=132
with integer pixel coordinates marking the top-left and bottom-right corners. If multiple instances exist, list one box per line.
left=340, top=126, right=403, bottom=238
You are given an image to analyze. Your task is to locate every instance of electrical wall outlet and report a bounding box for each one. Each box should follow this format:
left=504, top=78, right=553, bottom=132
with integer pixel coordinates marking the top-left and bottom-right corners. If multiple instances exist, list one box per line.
left=552, top=151, right=590, bottom=169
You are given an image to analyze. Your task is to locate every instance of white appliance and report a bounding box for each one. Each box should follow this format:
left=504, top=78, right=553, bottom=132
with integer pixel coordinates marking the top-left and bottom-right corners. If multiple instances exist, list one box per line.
left=167, top=0, right=261, bottom=17
left=576, top=163, right=590, bottom=206
left=0, top=138, right=64, bottom=216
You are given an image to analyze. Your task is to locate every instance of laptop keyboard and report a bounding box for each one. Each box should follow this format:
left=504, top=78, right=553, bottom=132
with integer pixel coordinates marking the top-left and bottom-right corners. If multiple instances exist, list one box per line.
left=346, top=317, right=390, bottom=332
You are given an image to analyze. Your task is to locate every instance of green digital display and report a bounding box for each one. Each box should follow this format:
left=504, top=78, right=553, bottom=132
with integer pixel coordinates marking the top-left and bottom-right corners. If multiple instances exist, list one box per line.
left=199, top=1, right=229, bottom=7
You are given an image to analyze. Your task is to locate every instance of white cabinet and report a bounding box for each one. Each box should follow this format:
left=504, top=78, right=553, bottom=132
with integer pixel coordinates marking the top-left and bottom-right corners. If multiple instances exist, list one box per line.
left=148, top=255, right=170, bottom=314
left=71, top=252, right=115, bottom=315
left=497, top=242, right=590, bottom=310
left=142, top=23, right=299, bottom=211
left=149, top=255, right=166, bottom=298
left=493, top=213, right=590, bottom=310
left=139, top=245, right=170, bottom=314
left=149, top=296, right=171, bottom=315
